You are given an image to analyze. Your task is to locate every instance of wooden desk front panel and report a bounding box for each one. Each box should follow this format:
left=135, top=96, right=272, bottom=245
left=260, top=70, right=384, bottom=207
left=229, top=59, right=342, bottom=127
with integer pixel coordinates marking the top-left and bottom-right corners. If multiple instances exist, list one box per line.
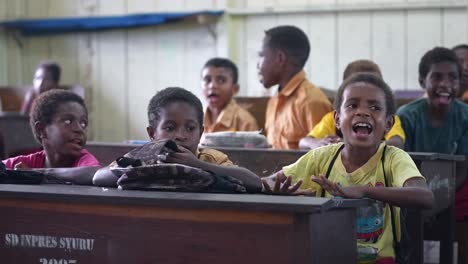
left=0, top=198, right=356, bottom=264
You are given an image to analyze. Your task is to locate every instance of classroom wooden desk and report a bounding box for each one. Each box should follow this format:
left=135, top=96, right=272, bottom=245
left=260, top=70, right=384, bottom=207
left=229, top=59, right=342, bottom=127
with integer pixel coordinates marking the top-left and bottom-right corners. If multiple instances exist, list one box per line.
left=86, top=142, right=465, bottom=263
left=0, top=184, right=371, bottom=264
left=410, top=153, right=466, bottom=264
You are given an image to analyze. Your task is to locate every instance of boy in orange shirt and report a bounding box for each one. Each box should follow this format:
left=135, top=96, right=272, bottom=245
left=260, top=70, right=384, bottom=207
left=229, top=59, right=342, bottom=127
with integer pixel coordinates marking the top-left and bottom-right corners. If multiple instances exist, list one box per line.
left=202, top=58, right=259, bottom=133
left=258, top=25, right=332, bottom=149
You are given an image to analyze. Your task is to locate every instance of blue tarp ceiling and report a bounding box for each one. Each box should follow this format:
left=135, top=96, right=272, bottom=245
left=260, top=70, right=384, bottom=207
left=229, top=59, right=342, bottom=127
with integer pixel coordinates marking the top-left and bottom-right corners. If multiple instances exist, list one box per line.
left=0, top=11, right=223, bottom=36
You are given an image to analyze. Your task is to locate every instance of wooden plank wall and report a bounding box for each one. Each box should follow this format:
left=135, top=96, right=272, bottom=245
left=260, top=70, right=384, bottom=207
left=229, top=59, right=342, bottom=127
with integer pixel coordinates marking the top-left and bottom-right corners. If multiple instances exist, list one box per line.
left=0, top=0, right=466, bottom=142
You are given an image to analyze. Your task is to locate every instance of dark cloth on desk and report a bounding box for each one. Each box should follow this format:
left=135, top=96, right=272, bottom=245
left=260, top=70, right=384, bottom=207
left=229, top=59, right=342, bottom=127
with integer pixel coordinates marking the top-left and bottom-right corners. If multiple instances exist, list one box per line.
left=0, top=161, right=44, bottom=184
left=113, top=139, right=247, bottom=193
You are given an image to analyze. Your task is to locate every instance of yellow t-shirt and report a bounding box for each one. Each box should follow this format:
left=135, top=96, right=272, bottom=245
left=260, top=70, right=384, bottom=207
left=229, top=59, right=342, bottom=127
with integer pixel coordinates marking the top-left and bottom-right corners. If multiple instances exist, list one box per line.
left=283, top=143, right=423, bottom=263
left=308, top=112, right=406, bottom=142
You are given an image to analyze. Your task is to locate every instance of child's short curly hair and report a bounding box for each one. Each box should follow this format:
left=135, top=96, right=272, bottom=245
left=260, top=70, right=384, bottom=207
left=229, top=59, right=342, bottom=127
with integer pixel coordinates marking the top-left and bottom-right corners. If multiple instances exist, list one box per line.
left=419, top=47, right=462, bottom=80
left=147, top=87, right=203, bottom=129
left=203, top=58, right=239, bottom=84
left=30, top=89, right=86, bottom=143
left=334, top=73, right=396, bottom=116
left=265, top=25, right=310, bottom=70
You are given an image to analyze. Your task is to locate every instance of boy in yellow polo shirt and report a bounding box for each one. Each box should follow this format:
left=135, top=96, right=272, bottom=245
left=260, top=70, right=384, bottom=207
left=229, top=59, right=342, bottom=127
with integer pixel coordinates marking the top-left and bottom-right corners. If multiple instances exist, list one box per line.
left=202, top=58, right=259, bottom=133
left=299, top=60, right=405, bottom=149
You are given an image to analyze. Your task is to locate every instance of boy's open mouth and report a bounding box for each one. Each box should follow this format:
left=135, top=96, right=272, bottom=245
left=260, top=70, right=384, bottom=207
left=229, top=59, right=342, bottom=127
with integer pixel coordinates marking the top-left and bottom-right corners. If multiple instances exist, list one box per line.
left=207, top=93, right=219, bottom=101
left=352, top=122, right=373, bottom=136
left=69, top=138, right=84, bottom=148
left=434, top=91, right=452, bottom=105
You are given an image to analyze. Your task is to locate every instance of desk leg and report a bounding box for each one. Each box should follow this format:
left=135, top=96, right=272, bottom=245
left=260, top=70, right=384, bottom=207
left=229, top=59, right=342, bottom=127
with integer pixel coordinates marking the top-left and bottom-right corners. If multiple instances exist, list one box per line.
left=294, top=209, right=357, bottom=264
left=407, top=210, right=424, bottom=264
left=440, top=206, right=455, bottom=264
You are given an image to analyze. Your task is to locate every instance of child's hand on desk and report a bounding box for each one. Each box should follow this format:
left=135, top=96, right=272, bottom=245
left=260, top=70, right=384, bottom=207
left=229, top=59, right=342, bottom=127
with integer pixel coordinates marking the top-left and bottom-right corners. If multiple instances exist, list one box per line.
left=311, top=175, right=368, bottom=199
left=262, top=176, right=313, bottom=195
left=14, top=162, right=30, bottom=170
left=160, top=145, right=201, bottom=168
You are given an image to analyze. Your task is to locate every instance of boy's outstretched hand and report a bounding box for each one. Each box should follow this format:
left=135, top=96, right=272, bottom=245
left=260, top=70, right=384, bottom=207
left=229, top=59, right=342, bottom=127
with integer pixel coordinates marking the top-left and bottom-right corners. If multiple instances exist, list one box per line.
left=311, top=175, right=368, bottom=199
left=262, top=175, right=314, bottom=195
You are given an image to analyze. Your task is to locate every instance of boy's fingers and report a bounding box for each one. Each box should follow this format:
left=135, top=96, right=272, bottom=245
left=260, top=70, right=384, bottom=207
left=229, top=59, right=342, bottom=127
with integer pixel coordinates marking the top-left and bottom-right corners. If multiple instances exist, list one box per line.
left=289, top=179, right=303, bottom=193
left=262, top=178, right=272, bottom=193
left=310, top=175, right=321, bottom=183
left=280, top=176, right=292, bottom=192
left=273, top=176, right=282, bottom=192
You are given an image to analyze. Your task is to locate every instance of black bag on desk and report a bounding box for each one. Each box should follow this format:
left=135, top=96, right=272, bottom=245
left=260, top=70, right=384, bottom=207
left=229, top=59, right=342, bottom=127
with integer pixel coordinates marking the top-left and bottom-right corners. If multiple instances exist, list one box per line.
left=0, top=162, right=44, bottom=184
left=112, top=139, right=247, bottom=193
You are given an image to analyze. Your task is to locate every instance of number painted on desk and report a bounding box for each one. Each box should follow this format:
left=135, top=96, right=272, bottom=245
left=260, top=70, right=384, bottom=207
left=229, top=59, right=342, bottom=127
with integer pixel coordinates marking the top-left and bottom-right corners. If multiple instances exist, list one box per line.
left=39, top=258, right=77, bottom=264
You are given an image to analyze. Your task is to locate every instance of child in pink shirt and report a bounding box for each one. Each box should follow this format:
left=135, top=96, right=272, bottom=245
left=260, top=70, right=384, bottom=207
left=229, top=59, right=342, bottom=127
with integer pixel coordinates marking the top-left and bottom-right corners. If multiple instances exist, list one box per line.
left=2, top=90, right=100, bottom=184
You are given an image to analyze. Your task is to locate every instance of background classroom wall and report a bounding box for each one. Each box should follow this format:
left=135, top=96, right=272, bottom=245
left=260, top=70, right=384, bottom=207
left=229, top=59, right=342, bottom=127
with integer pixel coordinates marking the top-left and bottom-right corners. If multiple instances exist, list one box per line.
left=0, top=0, right=467, bottom=142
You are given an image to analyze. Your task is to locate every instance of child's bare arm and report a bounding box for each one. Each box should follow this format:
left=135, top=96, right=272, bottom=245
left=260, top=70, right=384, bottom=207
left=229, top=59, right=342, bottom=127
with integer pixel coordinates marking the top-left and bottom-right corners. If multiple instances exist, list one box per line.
left=164, top=146, right=262, bottom=192
left=35, top=167, right=100, bottom=185
left=312, top=175, right=434, bottom=209
left=92, top=167, right=118, bottom=187
left=197, top=161, right=262, bottom=192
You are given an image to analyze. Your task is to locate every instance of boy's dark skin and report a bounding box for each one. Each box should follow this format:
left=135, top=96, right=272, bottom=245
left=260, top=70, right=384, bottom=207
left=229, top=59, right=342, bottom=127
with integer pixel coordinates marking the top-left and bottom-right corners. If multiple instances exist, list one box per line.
left=202, top=66, right=239, bottom=127
left=258, top=35, right=299, bottom=91
left=93, top=99, right=262, bottom=191
left=15, top=101, right=98, bottom=185
left=420, top=61, right=460, bottom=127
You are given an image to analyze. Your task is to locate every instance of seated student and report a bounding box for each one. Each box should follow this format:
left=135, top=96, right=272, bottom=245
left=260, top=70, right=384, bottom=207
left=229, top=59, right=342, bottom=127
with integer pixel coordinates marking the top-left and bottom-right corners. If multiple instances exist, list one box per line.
left=202, top=58, right=259, bottom=133
left=397, top=47, right=467, bottom=154
left=258, top=25, right=332, bottom=149
left=263, top=73, right=434, bottom=264
left=3, top=90, right=100, bottom=184
left=453, top=44, right=468, bottom=102
left=397, top=47, right=468, bottom=264
left=299, top=60, right=405, bottom=150
left=21, top=61, right=61, bottom=115
left=93, top=87, right=262, bottom=192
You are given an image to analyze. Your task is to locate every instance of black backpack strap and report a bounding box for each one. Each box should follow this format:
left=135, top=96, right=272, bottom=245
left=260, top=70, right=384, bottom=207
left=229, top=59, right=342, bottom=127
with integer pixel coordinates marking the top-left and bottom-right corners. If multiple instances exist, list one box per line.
left=381, top=144, right=400, bottom=257
left=321, top=144, right=345, bottom=197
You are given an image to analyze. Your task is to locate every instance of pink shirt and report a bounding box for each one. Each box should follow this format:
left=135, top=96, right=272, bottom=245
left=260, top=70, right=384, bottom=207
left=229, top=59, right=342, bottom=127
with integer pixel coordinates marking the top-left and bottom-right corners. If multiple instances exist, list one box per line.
left=2, top=149, right=100, bottom=169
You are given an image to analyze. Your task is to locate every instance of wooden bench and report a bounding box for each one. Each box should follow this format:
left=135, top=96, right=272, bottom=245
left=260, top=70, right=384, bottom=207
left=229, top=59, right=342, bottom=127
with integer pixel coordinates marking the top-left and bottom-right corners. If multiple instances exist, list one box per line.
left=0, top=184, right=371, bottom=263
